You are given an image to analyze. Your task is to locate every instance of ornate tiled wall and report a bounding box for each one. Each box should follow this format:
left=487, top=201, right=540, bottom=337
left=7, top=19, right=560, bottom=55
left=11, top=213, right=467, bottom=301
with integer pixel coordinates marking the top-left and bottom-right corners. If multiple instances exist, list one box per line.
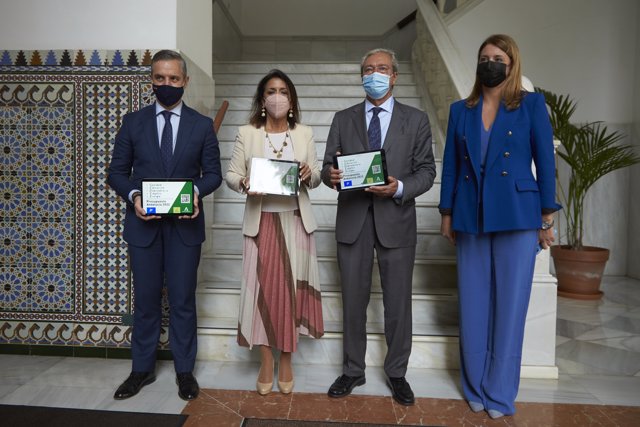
left=0, top=49, right=172, bottom=353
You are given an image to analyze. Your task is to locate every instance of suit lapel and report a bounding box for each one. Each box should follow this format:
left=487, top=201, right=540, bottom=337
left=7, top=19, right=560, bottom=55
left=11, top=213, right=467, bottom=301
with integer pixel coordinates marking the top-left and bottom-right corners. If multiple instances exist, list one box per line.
left=382, top=101, right=407, bottom=154
left=464, top=101, right=482, bottom=181
left=144, top=106, right=165, bottom=174
left=484, top=101, right=516, bottom=173
left=350, top=102, right=368, bottom=151
left=288, top=126, right=305, bottom=160
left=170, top=105, right=196, bottom=176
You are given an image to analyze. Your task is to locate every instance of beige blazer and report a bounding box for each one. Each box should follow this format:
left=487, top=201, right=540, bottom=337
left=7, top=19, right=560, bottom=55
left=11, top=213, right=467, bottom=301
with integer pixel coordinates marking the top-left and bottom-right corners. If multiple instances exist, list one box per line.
left=225, top=123, right=321, bottom=236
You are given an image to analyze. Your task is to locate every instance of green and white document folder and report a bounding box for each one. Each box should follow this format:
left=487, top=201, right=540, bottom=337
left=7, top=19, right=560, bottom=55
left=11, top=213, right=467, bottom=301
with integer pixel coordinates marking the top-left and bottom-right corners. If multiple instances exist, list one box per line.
left=141, top=179, right=194, bottom=215
left=333, top=149, right=388, bottom=191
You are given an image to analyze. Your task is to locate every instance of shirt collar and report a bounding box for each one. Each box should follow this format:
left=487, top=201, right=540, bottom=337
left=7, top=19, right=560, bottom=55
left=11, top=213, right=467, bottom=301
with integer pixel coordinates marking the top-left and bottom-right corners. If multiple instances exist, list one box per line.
left=365, top=96, right=394, bottom=114
left=155, top=101, right=183, bottom=117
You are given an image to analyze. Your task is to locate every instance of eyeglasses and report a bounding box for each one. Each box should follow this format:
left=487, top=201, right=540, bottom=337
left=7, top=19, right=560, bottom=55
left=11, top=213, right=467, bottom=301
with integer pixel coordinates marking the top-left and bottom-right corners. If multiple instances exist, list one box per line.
left=362, top=65, right=392, bottom=75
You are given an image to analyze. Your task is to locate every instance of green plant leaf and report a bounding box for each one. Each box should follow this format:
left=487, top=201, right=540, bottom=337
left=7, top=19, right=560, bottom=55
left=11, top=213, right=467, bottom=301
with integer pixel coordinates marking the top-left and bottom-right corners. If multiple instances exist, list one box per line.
left=536, top=87, right=640, bottom=249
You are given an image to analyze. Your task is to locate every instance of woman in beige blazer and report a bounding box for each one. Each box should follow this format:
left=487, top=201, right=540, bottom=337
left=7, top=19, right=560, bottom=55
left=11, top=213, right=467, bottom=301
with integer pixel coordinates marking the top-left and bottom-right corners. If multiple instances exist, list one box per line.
left=225, top=69, right=324, bottom=396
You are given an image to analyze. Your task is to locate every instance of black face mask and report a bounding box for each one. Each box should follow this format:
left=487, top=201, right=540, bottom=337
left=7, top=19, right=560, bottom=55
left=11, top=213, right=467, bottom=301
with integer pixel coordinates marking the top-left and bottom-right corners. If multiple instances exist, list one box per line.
left=153, top=84, right=184, bottom=107
left=476, top=61, right=507, bottom=88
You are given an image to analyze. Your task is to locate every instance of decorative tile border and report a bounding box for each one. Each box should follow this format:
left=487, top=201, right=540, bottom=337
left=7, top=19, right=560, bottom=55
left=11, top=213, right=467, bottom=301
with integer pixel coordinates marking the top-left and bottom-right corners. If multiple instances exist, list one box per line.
left=0, top=49, right=154, bottom=67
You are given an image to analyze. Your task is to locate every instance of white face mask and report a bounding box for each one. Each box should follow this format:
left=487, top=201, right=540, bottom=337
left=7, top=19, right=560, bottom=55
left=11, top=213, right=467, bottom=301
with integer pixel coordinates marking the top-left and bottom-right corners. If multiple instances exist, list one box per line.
left=264, top=93, right=290, bottom=119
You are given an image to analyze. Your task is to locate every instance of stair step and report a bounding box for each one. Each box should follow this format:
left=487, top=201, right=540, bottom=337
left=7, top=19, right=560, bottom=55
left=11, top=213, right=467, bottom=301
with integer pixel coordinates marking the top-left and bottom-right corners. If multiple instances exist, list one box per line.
left=217, top=138, right=332, bottom=159
left=209, top=224, right=456, bottom=257
left=196, top=286, right=458, bottom=328
left=216, top=84, right=420, bottom=98
left=196, top=328, right=459, bottom=368
left=212, top=198, right=444, bottom=229
left=212, top=61, right=414, bottom=74
left=216, top=140, right=443, bottom=167
left=218, top=110, right=344, bottom=126
left=200, top=252, right=458, bottom=290
left=198, top=316, right=458, bottom=337
left=214, top=73, right=415, bottom=85
left=216, top=148, right=442, bottom=169
left=212, top=178, right=442, bottom=203
left=216, top=124, right=330, bottom=143
left=198, top=281, right=456, bottom=295
left=214, top=97, right=423, bottom=112
left=214, top=118, right=438, bottom=150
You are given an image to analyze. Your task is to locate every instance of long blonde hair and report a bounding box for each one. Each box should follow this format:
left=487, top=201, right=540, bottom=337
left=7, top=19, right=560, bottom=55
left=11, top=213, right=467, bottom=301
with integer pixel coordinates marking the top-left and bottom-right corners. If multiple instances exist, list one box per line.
left=465, top=34, right=523, bottom=110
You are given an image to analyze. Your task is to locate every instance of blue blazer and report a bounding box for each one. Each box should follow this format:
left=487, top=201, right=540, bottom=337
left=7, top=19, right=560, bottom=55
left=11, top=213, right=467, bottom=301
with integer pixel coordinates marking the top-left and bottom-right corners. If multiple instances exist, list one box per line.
left=107, top=103, right=222, bottom=247
left=439, top=92, right=560, bottom=234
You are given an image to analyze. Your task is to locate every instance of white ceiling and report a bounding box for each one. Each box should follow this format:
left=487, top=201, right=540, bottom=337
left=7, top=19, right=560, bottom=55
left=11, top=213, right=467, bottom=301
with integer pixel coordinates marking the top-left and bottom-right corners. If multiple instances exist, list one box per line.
left=218, top=0, right=418, bottom=37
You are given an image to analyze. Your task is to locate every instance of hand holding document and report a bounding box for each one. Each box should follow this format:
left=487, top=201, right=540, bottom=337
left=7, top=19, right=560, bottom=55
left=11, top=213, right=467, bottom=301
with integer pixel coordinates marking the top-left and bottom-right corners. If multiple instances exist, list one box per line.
left=141, top=179, right=194, bottom=215
left=249, top=157, right=300, bottom=196
left=332, top=149, right=388, bottom=191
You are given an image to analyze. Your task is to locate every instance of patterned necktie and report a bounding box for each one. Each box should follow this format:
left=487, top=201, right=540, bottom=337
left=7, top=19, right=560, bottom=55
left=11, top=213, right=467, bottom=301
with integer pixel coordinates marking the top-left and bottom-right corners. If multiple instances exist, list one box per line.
left=160, top=110, right=174, bottom=173
left=368, top=107, right=382, bottom=150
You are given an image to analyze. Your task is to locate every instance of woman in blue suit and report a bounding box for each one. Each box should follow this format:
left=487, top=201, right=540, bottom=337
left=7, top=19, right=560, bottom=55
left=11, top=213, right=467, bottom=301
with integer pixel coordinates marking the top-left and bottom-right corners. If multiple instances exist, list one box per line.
left=439, top=34, right=560, bottom=419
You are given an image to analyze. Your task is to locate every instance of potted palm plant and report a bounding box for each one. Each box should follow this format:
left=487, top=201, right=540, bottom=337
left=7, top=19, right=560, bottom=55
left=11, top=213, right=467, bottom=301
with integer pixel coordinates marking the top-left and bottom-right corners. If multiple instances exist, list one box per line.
left=537, top=88, right=640, bottom=299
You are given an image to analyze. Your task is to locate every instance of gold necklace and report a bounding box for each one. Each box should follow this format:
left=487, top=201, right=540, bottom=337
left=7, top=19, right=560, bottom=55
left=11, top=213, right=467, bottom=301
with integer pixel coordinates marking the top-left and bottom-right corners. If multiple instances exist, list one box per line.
left=265, top=131, right=289, bottom=159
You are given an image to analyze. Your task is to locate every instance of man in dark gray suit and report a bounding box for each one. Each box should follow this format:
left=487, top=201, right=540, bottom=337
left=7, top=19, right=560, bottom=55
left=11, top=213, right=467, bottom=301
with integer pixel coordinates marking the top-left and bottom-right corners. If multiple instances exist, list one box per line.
left=322, top=48, right=436, bottom=406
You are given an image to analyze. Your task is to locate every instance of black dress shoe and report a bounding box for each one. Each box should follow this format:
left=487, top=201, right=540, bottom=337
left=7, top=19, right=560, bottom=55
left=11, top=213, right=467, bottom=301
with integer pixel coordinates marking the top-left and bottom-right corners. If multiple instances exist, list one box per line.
left=176, top=372, right=199, bottom=401
left=387, top=376, right=415, bottom=406
left=114, top=371, right=156, bottom=400
left=327, top=374, right=366, bottom=398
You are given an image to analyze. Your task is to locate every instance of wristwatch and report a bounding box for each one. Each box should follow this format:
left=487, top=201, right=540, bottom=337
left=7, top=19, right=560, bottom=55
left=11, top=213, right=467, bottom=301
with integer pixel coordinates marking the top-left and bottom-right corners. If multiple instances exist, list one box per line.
left=541, top=219, right=555, bottom=230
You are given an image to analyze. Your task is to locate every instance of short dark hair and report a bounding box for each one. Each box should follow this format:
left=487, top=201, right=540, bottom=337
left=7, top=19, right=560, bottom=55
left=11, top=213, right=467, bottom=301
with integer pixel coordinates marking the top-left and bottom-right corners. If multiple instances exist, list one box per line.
left=248, top=69, right=300, bottom=129
left=151, top=50, right=188, bottom=77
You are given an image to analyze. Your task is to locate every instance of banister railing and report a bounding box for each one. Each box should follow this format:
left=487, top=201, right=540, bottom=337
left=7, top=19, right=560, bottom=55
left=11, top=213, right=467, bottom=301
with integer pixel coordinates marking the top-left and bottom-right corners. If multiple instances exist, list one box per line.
left=412, top=0, right=474, bottom=153
left=213, top=99, right=229, bottom=134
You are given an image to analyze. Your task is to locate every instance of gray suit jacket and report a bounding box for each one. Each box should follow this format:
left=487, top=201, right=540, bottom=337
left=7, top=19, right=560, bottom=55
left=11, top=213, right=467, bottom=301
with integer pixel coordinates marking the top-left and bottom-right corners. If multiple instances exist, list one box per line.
left=321, top=99, right=436, bottom=248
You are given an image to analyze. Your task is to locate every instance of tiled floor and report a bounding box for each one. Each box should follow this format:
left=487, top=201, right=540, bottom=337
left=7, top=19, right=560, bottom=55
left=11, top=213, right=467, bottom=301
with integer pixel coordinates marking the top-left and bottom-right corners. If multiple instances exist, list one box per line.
left=1, top=276, right=639, bottom=426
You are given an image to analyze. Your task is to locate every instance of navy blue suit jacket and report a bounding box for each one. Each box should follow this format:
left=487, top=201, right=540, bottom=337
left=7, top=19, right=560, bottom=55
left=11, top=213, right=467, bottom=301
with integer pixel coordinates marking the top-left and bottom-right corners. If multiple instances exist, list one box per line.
left=107, top=103, right=222, bottom=247
left=439, top=92, right=561, bottom=234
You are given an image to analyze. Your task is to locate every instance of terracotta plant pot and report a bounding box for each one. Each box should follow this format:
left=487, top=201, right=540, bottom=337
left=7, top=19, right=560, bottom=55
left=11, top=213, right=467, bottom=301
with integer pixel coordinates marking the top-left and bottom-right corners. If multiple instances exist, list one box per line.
left=550, top=245, right=610, bottom=300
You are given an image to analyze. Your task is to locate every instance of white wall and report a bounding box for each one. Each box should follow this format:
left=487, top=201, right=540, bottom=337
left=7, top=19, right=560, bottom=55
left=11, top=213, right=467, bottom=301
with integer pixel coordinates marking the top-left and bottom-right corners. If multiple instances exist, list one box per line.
left=0, top=0, right=213, bottom=77
left=448, top=0, right=638, bottom=124
left=229, top=0, right=417, bottom=37
left=213, top=0, right=243, bottom=61
left=446, top=0, right=639, bottom=275
left=628, top=3, right=640, bottom=279
left=0, top=0, right=177, bottom=51
left=177, top=0, right=213, bottom=77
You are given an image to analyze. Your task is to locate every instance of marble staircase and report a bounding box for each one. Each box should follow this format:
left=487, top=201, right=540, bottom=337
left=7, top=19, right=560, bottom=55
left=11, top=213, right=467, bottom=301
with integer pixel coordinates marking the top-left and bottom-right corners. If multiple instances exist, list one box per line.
left=197, top=62, right=459, bottom=369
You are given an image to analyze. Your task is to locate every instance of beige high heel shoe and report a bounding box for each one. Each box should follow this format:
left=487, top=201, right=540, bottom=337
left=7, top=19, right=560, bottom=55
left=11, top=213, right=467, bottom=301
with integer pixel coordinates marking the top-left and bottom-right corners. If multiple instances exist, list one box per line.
left=277, top=377, right=294, bottom=394
left=277, top=363, right=294, bottom=394
left=256, top=360, right=274, bottom=395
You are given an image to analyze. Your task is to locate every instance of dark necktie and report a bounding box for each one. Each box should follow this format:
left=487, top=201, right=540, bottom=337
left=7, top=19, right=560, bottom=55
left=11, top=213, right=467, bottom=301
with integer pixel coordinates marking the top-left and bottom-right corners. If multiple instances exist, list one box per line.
left=368, top=107, right=382, bottom=150
left=160, top=110, right=174, bottom=173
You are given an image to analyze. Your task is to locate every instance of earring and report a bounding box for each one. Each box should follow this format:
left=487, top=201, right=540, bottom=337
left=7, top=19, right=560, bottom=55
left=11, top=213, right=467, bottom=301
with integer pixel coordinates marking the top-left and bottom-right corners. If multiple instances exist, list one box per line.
left=261, top=107, right=266, bottom=117
left=288, top=109, right=293, bottom=118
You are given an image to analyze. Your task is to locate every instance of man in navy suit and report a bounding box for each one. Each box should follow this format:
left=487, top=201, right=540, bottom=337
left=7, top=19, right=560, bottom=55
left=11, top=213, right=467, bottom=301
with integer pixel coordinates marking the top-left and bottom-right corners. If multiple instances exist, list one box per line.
left=107, top=50, right=222, bottom=401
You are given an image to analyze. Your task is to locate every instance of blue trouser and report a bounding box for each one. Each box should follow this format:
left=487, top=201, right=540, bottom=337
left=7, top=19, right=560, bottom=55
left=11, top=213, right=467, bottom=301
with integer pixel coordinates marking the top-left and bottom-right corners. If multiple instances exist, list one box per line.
left=129, top=219, right=201, bottom=374
left=456, top=229, right=538, bottom=415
